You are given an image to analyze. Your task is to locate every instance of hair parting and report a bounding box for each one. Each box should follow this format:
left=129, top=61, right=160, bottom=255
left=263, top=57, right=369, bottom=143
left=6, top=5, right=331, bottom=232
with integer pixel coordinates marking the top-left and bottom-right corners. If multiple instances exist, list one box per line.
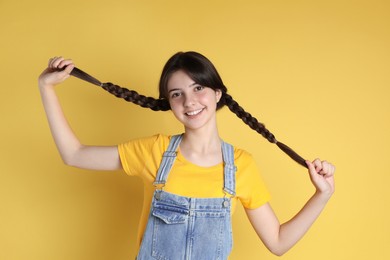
left=69, top=59, right=308, bottom=169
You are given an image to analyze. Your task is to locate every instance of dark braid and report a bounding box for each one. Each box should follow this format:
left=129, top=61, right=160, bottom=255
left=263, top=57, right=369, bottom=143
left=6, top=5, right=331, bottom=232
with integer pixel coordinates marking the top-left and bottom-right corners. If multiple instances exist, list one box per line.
left=70, top=65, right=308, bottom=169
left=222, top=93, right=277, bottom=143
left=70, top=67, right=170, bottom=111
left=101, top=82, right=170, bottom=111
left=222, top=93, right=307, bottom=168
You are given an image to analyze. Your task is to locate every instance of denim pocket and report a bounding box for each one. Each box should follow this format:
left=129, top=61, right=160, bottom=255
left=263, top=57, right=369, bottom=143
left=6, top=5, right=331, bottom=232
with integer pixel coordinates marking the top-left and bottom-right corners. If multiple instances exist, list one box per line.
left=152, top=204, right=188, bottom=224
left=151, top=201, right=189, bottom=259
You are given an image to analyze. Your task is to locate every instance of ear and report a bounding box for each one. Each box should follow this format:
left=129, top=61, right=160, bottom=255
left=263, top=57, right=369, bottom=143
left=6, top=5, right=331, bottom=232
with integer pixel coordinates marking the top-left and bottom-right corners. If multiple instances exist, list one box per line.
left=215, top=89, right=222, bottom=103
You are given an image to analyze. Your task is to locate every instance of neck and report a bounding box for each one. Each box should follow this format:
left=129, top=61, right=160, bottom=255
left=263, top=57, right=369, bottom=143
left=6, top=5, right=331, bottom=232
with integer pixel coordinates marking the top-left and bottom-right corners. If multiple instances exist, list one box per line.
left=180, top=127, right=223, bottom=167
left=181, top=127, right=221, bottom=154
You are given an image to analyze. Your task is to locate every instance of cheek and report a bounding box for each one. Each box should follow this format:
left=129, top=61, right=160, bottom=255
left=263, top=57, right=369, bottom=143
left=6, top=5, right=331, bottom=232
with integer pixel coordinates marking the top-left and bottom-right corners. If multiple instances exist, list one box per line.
left=199, top=91, right=218, bottom=106
left=169, top=104, right=185, bottom=122
left=197, top=91, right=211, bottom=101
left=168, top=99, right=181, bottom=113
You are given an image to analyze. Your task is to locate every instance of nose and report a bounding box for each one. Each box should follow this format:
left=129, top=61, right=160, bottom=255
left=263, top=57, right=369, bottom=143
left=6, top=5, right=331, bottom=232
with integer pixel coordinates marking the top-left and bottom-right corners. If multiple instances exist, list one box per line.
left=183, top=93, right=195, bottom=107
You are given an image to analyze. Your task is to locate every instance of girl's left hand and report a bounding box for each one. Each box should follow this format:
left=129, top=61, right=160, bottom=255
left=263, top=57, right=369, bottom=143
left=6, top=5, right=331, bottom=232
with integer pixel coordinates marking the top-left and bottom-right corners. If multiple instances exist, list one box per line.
left=305, top=159, right=335, bottom=199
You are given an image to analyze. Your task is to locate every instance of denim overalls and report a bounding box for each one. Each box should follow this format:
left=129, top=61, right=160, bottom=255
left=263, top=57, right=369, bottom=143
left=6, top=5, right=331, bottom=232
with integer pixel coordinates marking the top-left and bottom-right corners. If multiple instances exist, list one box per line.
left=136, top=134, right=237, bottom=260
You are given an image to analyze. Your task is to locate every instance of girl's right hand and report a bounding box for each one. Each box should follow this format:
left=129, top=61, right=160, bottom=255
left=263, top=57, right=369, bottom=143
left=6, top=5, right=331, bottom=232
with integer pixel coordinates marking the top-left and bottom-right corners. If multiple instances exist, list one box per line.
left=38, top=57, right=74, bottom=89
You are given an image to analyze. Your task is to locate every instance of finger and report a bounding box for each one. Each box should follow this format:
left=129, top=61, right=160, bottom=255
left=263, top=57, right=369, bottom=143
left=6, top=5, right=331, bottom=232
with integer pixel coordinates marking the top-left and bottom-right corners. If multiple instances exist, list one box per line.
left=325, top=163, right=335, bottom=177
left=313, top=158, right=323, bottom=173
left=305, top=160, right=318, bottom=177
left=48, top=56, right=60, bottom=68
left=319, top=160, right=329, bottom=175
left=52, top=56, right=65, bottom=69
left=58, top=59, right=74, bottom=69
left=319, top=161, right=336, bottom=177
left=63, top=63, right=74, bottom=74
left=48, top=57, right=54, bottom=67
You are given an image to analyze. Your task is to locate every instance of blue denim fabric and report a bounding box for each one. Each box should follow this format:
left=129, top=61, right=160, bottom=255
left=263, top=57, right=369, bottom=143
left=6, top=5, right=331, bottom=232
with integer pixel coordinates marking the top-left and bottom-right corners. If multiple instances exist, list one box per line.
left=137, top=135, right=236, bottom=260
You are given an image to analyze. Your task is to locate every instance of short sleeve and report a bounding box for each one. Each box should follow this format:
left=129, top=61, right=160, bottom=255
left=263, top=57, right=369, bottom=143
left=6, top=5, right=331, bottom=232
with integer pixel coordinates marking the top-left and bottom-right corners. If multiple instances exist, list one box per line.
left=118, top=134, right=167, bottom=177
left=235, top=150, right=271, bottom=209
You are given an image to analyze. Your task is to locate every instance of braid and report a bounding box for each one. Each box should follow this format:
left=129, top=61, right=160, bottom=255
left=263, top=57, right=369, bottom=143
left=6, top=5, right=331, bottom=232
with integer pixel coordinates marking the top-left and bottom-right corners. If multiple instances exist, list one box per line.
left=101, top=82, right=170, bottom=111
left=70, top=67, right=170, bottom=111
left=222, top=93, right=276, bottom=143
left=222, top=93, right=308, bottom=168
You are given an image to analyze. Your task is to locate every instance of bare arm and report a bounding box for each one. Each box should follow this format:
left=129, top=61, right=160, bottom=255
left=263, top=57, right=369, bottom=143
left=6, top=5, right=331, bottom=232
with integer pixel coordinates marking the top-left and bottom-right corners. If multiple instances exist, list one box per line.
left=245, top=159, right=335, bottom=256
left=38, top=57, right=121, bottom=171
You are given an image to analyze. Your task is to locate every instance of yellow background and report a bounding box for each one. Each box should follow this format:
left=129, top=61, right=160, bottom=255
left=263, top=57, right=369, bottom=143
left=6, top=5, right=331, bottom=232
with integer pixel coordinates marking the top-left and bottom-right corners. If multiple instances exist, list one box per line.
left=1, top=0, right=389, bottom=259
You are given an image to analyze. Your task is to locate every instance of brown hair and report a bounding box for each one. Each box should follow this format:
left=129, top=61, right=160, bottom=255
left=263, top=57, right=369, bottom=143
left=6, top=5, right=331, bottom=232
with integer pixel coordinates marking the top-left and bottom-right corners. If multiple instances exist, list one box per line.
left=70, top=51, right=308, bottom=168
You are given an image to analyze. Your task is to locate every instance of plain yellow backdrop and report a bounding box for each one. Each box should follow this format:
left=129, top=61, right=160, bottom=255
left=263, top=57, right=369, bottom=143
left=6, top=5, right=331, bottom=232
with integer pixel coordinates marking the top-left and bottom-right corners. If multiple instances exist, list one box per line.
left=1, top=0, right=389, bottom=259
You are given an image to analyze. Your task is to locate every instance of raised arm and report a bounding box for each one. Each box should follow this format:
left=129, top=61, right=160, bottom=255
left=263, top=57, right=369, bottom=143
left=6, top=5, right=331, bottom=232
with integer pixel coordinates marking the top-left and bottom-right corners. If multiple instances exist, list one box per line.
left=38, top=57, right=121, bottom=171
left=245, top=159, right=335, bottom=256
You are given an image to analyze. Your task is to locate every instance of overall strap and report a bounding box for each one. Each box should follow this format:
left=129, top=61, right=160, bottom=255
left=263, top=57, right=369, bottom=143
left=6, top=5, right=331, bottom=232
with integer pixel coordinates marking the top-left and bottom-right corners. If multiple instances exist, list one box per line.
left=222, top=141, right=237, bottom=196
left=153, top=134, right=183, bottom=186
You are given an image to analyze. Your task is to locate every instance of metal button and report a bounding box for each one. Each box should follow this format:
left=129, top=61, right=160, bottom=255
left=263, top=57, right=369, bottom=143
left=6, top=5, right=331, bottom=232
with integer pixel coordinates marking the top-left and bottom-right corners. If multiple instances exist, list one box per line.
left=222, top=200, right=229, bottom=208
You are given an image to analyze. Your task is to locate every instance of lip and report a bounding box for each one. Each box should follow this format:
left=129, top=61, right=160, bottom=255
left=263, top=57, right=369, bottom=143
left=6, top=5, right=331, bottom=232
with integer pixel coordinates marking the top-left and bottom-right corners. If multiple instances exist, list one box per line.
left=185, top=108, right=204, bottom=116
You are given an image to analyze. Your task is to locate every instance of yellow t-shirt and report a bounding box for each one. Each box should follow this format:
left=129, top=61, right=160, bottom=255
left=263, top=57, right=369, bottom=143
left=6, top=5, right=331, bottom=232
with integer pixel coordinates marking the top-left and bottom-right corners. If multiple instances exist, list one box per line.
left=118, top=134, right=271, bottom=248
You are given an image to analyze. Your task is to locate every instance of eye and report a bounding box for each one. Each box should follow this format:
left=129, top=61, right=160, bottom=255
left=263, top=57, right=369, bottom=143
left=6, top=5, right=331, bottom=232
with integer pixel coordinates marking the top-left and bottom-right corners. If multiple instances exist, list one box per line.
left=170, top=91, right=181, bottom=98
left=194, top=85, right=205, bottom=92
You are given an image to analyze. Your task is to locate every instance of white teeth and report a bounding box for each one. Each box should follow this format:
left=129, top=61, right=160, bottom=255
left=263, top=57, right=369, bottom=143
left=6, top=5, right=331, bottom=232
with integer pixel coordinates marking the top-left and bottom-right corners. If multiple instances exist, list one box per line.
left=186, top=108, right=203, bottom=116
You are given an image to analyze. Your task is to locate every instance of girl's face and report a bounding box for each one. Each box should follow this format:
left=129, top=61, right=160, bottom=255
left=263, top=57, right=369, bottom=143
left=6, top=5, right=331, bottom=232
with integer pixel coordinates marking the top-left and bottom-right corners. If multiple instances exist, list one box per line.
left=166, top=70, right=222, bottom=132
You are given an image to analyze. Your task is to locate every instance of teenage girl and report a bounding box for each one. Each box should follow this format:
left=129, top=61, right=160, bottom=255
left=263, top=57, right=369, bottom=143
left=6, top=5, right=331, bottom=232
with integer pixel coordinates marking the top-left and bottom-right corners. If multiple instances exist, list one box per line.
left=38, top=52, right=335, bottom=259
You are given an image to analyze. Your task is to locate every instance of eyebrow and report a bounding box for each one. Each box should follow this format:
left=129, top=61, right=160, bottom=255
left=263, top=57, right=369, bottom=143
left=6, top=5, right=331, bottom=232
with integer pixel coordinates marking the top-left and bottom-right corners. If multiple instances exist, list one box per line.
left=168, top=83, right=199, bottom=93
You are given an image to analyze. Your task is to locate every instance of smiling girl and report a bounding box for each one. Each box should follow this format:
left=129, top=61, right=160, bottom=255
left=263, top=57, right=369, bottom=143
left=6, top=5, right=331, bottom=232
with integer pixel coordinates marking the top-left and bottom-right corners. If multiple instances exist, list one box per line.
left=38, top=51, right=335, bottom=259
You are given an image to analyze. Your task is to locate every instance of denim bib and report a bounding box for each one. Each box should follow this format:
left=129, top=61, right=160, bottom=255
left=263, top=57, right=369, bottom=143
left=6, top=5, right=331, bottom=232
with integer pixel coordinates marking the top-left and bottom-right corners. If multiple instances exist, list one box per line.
left=137, top=134, right=237, bottom=260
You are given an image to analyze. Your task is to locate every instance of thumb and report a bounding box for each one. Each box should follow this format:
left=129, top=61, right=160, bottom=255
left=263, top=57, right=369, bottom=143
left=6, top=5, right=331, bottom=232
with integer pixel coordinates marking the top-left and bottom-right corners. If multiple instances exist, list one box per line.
left=305, top=160, right=318, bottom=178
left=63, top=64, right=75, bottom=75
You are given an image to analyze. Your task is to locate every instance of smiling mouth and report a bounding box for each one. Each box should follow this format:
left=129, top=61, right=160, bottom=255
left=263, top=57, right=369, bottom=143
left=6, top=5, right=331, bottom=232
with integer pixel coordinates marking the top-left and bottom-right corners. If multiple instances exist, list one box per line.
left=185, top=108, right=204, bottom=116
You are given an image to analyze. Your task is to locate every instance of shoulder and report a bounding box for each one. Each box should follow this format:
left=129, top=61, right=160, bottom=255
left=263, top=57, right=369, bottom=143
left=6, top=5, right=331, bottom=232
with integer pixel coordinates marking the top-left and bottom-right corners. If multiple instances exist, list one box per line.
left=118, top=133, right=180, bottom=176
left=221, top=139, right=259, bottom=171
left=232, top=145, right=262, bottom=175
left=232, top=145, right=256, bottom=165
left=221, top=139, right=256, bottom=166
left=119, top=133, right=179, bottom=152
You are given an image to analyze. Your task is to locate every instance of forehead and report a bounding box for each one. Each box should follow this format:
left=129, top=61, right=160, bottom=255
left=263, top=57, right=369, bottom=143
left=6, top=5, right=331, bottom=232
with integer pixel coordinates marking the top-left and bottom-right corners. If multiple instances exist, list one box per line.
left=167, top=70, right=197, bottom=91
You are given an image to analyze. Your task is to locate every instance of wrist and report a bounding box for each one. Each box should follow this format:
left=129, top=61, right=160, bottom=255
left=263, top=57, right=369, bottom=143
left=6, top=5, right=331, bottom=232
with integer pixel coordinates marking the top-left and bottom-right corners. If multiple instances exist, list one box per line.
left=314, top=189, right=333, bottom=203
left=38, top=82, right=55, bottom=92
